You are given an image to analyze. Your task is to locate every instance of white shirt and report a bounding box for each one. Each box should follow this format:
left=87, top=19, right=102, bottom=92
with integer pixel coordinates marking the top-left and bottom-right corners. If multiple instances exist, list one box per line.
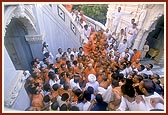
left=125, top=66, right=132, bottom=76
left=142, top=92, right=164, bottom=110
left=70, top=79, right=81, bottom=90
left=118, top=43, right=128, bottom=54
left=112, top=11, right=129, bottom=26
left=73, top=52, right=78, bottom=59
left=107, top=38, right=113, bottom=46
left=57, top=95, right=66, bottom=107
left=76, top=101, right=91, bottom=111
left=49, top=79, right=60, bottom=87
left=120, top=52, right=131, bottom=61
left=120, top=69, right=127, bottom=78
left=80, top=21, right=87, bottom=29
left=55, top=52, right=63, bottom=58
left=146, top=70, right=154, bottom=76
left=72, top=14, right=81, bottom=23
left=85, top=81, right=99, bottom=92
left=125, top=23, right=133, bottom=34
left=104, top=31, right=112, bottom=39
left=118, top=96, right=147, bottom=111
left=126, top=27, right=138, bottom=42
left=84, top=26, right=91, bottom=38
left=42, top=47, right=48, bottom=54
left=137, top=68, right=147, bottom=75
left=48, top=52, right=54, bottom=64
left=77, top=51, right=85, bottom=56
left=67, top=51, right=75, bottom=60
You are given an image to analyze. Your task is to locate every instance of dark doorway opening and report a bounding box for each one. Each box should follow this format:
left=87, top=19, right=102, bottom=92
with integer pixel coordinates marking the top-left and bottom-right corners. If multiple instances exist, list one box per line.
left=145, top=15, right=164, bottom=59
left=4, top=18, right=33, bottom=71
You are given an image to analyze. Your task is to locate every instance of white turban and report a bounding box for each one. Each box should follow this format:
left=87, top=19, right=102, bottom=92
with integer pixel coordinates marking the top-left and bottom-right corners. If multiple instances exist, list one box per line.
left=88, top=74, right=96, bottom=83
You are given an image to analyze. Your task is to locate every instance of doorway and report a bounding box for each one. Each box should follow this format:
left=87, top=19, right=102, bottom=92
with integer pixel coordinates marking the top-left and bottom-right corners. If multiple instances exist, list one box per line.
left=4, top=18, right=33, bottom=71
left=145, top=15, right=164, bottom=59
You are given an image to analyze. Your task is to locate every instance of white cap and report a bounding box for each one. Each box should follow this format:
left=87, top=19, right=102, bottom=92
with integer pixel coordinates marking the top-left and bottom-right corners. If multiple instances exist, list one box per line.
left=88, top=74, right=96, bottom=83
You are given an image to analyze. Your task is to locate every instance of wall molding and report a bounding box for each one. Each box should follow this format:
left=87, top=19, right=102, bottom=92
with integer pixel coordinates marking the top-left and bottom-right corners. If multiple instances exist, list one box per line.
left=25, top=34, right=43, bottom=43
left=4, top=70, right=27, bottom=108
left=4, top=4, right=37, bottom=35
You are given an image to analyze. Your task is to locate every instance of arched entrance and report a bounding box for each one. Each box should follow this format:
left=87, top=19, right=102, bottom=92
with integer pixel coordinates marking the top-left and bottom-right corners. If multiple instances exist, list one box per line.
left=146, top=15, right=164, bottom=60
left=4, top=18, right=33, bottom=71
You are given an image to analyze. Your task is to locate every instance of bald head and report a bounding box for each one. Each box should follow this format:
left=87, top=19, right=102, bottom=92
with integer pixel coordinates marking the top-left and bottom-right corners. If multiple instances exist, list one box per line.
left=88, top=63, right=93, bottom=69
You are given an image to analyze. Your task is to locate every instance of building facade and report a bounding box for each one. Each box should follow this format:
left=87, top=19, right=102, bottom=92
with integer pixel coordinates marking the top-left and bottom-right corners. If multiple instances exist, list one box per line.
left=106, top=3, right=165, bottom=61
left=3, top=4, right=82, bottom=111
left=3, top=3, right=165, bottom=111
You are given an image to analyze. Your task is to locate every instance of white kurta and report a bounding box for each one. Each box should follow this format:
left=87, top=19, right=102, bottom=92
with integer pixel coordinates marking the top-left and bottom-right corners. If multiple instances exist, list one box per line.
left=126, top=28, right=138, bottom=48
left=142, top=92, right=164, bottom=110
left=117, top=96, right=147, bottom=111
left=118, top=42, right=128, bottom=54
left=76, top=101, right=91, bottom=111
left=111, top=11, right=131, bottom=33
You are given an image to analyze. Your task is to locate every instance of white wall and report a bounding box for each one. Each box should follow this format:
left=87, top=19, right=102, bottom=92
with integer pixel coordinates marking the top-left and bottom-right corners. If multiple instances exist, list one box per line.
left=4, top=47, right=30, bottom=111
left=11, top=85, right=30, bottom=110
left=35, top=4, right=81, bottom=57
left=4, top=47, right=16, bottom=98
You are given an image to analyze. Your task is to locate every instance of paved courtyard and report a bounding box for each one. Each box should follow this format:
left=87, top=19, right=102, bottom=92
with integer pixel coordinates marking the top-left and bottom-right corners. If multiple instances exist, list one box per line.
left=140, top=58, right=165, bottom=77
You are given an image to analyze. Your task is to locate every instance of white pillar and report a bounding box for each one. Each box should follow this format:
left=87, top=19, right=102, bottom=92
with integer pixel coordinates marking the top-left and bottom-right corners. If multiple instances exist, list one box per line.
left=138, top=31, right=149, bottom=50
left=25, top=34, right=44, bottom=60
left=4, top=48, right=30, bottom=111
left=132, top=29, right=145, bottom=50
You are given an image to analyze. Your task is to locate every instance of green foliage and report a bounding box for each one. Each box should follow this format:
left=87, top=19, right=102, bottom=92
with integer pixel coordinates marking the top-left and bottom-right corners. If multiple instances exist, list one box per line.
left=73, top=4, right=108, bottom=25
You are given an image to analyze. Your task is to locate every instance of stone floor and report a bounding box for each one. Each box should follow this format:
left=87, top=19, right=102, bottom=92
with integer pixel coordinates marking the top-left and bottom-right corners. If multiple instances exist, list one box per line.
left=140, top=58, right=165, bottom=77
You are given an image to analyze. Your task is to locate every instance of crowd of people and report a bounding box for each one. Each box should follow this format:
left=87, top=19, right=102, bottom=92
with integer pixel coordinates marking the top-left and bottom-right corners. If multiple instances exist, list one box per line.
left=24, top=6, right=164, bottom=111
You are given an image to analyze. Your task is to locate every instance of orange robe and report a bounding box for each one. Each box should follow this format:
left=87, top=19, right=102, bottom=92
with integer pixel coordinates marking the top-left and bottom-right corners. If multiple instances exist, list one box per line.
left=131, top=51, right=141, bottom=63
left=131, top=62, right=141, bottom=69
left=83, top=43, right=92, bottom=56
left=73, top=66, right=81, bottom=74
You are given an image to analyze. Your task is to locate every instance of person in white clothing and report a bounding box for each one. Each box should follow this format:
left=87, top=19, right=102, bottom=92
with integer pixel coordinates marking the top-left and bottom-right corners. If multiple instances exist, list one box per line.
left=139, top=79, right=164, bottom=111
left=137, top=65, right=147, bottom=75
left=145, top=63, right=154, bottom=76
left=55, top=48, right=63, bottom=58
left=48, top=72, right=60, bottom=87
left=104, top=28, right=112, bottom=39
left=125, top=61, right=132, bottom=76
left=119, top=64, right=127, bottom=78
left=67, top=48, right=74, bottom=60
left=125, top=18, right=136, bottom=34
left=78, top=47, right=85, bottom=57
left=117, top=84, right=147, bottom=111
left=70, top=75, right=81, bottom=90
left=120, top=48, right=131, bottom=61
left=85, top=74, right=99, bottom=93
left=84, top=25, right=91, bottom=39
left=42, top=42, right=49, bottom=55
left=141, top=41, right=149, bottom=59
left=107, top=35, right=113, bottom=46
left=118, top=39, right=128, bottom=54
left=57, top=93, right=69, bottom=107
left=72, top=10, right=81, bottom=25
left=72, top=48, right=78, bottom=59
left=126, top=23, right=138, bottom=48
left=111, top=7, right=133, bottom=33
left=76, top=90, right=91, bottom=111
left=117, top=28, right=126, bottom=43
